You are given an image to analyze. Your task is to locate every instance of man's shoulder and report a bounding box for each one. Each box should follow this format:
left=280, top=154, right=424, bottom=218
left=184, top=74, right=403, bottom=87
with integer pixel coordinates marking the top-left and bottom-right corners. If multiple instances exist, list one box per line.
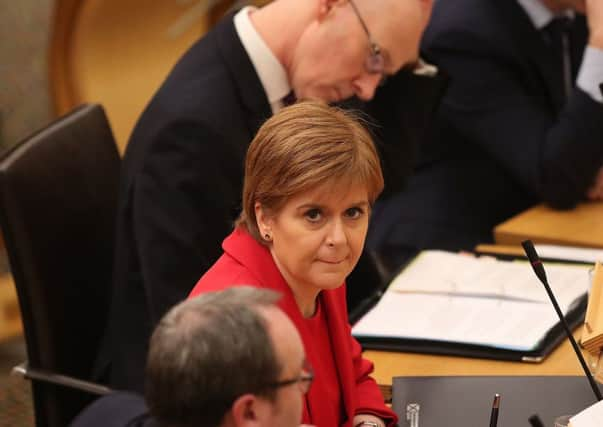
left=153, top=22, right=249, bottom=120
left=122, top=34, right=254, bottom=171
left=70, top=392, right=155, bottom=427
left=423, top=0, right=520, bottom=51
left=428, top=0, right=496, bottom=30
left=123, top=15, right=262, bottom=158
left=135, top=14, right=252, bottom=128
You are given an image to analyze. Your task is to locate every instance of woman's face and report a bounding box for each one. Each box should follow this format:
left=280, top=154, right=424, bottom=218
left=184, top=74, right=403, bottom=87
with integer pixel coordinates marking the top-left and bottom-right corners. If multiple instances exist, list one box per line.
left=256, top=181, right=370, bottom=297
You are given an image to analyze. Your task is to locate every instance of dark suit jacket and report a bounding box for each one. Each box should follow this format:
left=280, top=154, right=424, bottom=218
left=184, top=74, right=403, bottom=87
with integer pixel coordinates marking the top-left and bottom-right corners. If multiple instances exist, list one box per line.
left=98, top=13, right=446, bottom=392
left=368, top=0, right=603, bottom=256
left=70, top=393, right=156, bottom=427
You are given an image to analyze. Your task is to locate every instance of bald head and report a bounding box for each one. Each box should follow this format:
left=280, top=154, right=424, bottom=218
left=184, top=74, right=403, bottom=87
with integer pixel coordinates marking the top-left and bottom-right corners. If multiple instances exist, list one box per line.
left=252, top=0, right=433, bottom=102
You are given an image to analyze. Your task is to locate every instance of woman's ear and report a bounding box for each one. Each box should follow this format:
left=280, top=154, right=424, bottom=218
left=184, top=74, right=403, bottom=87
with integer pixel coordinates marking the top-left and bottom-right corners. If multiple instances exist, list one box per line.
left=255, top=202, right=273, bottom=242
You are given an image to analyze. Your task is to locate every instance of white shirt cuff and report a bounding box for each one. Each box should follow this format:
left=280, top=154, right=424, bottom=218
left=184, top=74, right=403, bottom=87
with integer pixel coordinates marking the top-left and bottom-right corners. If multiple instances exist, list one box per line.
left=576, top=45, right=603, bottom=103
left=413, top=58, right=439, bottom=77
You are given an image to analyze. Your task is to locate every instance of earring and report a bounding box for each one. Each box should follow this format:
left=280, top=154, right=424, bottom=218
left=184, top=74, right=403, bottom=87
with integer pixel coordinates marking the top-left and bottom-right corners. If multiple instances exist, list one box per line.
left=264, top=233, right=272, bottom=242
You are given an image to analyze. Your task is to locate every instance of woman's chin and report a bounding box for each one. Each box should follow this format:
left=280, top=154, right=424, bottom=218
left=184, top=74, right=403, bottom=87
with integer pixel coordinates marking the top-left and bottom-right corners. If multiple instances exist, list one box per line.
left=311, top=272, right=349, bottom=291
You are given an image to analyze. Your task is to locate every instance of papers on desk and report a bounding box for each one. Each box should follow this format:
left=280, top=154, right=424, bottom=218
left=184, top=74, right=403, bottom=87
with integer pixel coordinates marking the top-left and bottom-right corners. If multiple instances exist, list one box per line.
left=535, top=244, right=603, bottom=264
left=570, top=400, right=603, bottom=427
left=352, top=250, right=591, bottom=356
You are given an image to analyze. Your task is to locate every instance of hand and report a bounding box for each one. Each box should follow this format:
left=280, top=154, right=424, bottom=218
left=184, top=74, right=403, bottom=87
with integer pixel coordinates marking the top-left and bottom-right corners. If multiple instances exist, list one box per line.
left=586, top=0, right=603, bottom=48
left=586, top=166, right=603, bottom=200
left=353, top=414, right=386, bottom=427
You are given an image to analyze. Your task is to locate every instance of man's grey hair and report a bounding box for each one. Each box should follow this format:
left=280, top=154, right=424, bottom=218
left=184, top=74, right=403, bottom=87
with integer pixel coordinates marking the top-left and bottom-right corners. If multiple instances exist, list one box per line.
left=145, top=286, right=283, bottom=427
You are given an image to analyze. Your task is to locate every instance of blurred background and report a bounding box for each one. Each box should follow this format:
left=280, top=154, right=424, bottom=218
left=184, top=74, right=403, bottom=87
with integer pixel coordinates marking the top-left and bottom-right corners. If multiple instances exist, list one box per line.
left=0, top=1, right=268, bottom=425
left=1, top=1, right=53, bottom=151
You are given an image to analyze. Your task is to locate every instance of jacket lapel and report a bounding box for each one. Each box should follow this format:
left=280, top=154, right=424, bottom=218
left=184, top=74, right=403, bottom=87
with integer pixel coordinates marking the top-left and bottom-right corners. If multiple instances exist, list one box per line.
left=321, top=289, right=355, bottom=426
left=214, top=12, right=272, bottom=136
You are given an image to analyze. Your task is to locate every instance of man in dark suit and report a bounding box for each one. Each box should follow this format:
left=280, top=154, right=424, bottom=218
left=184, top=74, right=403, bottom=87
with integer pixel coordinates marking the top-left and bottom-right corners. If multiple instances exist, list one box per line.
left=368, top=0, right=603, bottom=258
left=98, top=0, right=446, bottom=392
left=74, top=288, right=308, bottom=427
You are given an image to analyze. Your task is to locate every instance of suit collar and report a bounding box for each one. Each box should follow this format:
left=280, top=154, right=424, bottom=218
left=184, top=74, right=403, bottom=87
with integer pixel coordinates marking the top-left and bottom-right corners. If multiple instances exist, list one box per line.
left=234, top=7, right=291, bottom=111
left=516, top=0, right=555, bottom=29
left=214, top=12, right=272, bottom=135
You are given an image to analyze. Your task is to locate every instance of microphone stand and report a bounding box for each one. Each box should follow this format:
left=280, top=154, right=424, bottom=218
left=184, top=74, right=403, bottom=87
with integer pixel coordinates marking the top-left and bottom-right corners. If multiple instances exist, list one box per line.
left=522, top=240, right=602, bottom=402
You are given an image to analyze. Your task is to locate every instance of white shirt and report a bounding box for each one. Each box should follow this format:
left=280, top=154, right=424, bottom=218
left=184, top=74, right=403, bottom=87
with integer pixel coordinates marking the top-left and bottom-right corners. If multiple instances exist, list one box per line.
left=517, top=0, right=603, bottom=102
left=234, top=7, right=291, bottom=114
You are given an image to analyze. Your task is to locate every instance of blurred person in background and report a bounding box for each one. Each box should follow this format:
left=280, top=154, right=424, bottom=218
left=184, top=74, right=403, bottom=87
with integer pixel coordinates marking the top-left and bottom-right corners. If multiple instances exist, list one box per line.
left=368, top=0, right=603, bottom=259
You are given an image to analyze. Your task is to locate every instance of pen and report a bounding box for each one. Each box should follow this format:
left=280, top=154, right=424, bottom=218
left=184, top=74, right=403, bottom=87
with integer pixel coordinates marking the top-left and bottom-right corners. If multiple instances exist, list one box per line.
left=489, top=394, right=500, bottom=427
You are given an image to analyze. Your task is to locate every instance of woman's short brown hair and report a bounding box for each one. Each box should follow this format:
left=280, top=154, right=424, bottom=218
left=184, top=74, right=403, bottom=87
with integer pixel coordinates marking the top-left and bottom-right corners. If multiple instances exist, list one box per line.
left=237, top=101, right=384, bottom=243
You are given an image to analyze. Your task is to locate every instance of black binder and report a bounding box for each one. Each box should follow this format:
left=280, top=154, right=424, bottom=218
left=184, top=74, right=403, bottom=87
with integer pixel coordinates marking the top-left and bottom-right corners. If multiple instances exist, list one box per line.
left=355, top=295, right=586, bottom=362
left=352, top=250, right=589, bottom=362
left=392, top=376, right=602, bottom=427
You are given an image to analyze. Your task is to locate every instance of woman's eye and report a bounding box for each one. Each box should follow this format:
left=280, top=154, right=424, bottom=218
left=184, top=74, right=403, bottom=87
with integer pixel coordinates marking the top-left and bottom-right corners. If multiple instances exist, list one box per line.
left=345, top=207, right=364, bottom=219
left=304, top=208, right=322, bottom=222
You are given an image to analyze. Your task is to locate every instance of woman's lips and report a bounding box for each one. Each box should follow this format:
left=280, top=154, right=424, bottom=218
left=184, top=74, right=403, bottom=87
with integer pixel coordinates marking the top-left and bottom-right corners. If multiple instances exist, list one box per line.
left=318, top=257, right=347, bottom=265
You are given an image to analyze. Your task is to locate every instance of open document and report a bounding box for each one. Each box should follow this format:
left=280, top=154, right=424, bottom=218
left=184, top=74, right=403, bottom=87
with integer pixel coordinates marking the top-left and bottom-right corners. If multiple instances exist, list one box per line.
left=352, top=251, right=591, bottom=360
left=570, top=399, right=603, bottom=427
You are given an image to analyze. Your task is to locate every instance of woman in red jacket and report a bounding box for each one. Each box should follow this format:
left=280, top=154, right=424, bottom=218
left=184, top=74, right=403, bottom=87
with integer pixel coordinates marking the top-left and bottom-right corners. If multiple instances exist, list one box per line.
left=189, top=101, right=396, bottom=427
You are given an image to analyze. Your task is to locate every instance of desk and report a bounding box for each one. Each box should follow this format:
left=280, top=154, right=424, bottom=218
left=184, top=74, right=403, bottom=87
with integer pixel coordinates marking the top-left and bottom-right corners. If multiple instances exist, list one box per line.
left=494, top=202, right=603, bottom=248
left=365, top=328, right=584, bottom=401
left=366, top=203, right=600, bottom=399
left=0, top=274, right=22, bottom=341
left=366, top=330, right=582, bottom=385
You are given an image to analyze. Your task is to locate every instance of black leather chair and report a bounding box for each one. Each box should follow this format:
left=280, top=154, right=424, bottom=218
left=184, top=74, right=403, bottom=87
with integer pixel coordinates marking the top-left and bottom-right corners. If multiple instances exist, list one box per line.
left=0, top=104, right=120, bottom=427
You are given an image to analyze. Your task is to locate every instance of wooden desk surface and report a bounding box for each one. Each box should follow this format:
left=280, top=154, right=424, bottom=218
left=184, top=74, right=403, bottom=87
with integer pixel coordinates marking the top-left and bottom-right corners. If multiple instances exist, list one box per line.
left=0, top=274, right=22, bottom=342
left=364, top=203, right=599, bottom=398
left=365, top=328, right=584, bottom=387
left=494, top=202, right=603, bottom=248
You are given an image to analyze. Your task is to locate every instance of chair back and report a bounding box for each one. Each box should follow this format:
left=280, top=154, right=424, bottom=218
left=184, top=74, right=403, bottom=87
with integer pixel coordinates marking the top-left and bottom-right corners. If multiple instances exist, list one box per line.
left=0, top=104, right=120, bottom=427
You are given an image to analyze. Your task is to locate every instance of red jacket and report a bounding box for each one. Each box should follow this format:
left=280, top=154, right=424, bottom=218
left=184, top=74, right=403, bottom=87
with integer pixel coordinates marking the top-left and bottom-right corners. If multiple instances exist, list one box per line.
left=189, top=228, right=397, bottom=427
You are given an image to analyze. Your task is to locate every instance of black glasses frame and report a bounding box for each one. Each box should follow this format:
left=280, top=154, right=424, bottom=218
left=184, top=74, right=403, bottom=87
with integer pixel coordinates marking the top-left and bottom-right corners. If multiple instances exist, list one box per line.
left=264, top=363, right=315, bottom=394
left=266, top=372, right=314, bottom=391
left=348, top=0, right=386, bottom=77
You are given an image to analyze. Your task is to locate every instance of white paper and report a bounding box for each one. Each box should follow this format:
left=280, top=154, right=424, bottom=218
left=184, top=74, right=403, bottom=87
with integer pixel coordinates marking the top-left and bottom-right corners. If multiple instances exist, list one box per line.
left=352, top=250, right=590, bottom=351
left=389, top=251, right=589, bottom=306
left=535, top=244, right=603, bottom=264
left=569, top=399, right=603, bottom=427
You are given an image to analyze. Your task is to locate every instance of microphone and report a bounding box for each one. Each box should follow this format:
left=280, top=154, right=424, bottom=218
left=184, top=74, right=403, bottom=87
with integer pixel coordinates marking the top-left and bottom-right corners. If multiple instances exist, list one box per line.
left=521, top=240, right=603, bottom=401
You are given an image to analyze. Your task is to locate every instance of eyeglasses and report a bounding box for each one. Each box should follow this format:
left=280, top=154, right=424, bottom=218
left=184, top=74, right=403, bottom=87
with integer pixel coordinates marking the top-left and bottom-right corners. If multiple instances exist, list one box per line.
left=264, top=362, right=314, bottom=394
left=349, top=0, right=386, bottom=78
